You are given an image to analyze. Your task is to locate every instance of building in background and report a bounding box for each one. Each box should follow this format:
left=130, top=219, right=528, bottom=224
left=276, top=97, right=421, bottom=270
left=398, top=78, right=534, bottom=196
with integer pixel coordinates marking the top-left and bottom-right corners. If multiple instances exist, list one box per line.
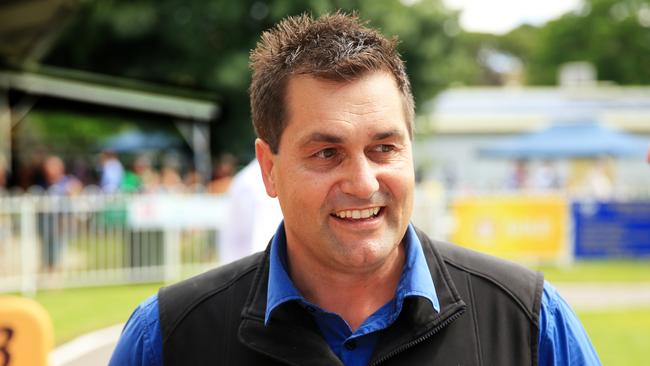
left=417, top=83, right=650, bottom=196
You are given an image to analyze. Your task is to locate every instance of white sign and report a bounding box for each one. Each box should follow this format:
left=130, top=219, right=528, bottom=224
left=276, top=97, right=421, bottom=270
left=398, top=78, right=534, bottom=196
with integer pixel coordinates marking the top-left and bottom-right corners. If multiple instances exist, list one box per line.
left=128, top=194, right=229, bottom=229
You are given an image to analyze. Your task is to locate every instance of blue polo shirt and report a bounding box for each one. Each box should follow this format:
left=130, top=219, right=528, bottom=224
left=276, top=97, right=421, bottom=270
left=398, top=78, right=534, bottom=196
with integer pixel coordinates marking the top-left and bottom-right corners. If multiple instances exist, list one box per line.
left=110, top=223, right=601, bottom=366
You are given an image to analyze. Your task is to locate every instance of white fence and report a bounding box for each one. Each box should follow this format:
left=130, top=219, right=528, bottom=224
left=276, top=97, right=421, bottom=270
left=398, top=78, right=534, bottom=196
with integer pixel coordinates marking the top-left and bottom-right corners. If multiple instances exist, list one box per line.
left=0, top=188, right=447, bottom=295
left=0, top=193, right=229, bottom=295
left=4, top=186, right=647, bottom=295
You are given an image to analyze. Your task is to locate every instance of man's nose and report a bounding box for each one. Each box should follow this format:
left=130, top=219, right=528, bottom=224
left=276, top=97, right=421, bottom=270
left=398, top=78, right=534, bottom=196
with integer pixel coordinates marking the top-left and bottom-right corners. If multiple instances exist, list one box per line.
left=339, top=156, right=380, bottom=199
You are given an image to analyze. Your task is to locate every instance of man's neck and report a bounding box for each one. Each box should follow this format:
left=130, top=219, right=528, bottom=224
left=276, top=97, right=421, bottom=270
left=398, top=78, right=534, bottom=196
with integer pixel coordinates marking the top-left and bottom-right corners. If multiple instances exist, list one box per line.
left=287, top=243, right=406, bottom=332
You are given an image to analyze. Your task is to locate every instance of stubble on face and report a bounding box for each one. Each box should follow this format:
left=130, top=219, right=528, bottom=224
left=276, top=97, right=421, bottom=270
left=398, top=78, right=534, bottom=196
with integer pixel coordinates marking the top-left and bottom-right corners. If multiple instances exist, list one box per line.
left=262, top=71, right=415, bottom=276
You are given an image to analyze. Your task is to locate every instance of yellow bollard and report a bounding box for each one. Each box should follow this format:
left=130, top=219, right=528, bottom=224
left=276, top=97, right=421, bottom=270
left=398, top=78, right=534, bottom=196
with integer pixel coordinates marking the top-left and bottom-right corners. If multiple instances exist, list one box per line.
left=0, top=296, right=54, bottom=366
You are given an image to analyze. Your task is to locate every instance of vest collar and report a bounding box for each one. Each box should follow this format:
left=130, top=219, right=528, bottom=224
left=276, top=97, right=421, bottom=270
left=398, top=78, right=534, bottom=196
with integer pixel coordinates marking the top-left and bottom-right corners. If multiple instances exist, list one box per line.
left=238, top=228, right=466, bottom=365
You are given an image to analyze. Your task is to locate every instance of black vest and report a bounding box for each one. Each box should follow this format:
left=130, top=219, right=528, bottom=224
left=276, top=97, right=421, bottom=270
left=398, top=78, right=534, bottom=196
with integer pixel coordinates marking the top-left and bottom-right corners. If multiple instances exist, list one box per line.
left=159, top=229, right=543, bottom=365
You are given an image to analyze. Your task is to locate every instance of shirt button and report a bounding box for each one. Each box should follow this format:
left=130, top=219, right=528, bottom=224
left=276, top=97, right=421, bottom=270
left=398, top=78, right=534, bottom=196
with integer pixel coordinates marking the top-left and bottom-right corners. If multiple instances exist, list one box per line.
left=344, top=340, right=357, bottom=350
left=305, top=305, right=316, bottom=313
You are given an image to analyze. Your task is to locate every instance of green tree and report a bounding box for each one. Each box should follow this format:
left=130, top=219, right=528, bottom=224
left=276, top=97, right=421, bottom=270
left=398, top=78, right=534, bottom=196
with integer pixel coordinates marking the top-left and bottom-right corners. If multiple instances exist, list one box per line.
left=527, top=0, right=650, bottom=85
left=44, top=0, right=470, bottom=156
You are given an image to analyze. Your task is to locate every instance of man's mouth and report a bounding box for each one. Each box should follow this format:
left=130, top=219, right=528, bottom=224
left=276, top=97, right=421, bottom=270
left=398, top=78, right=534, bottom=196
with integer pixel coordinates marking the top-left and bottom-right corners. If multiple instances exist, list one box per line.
left=332, top=207, right=382, bottom=220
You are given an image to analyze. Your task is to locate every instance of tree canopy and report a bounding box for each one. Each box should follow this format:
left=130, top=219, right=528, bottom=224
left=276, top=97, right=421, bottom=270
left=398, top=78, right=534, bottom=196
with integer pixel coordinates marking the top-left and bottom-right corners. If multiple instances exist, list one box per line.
left=40, top=0, right=650, bottom=156
left=44, top=0, right=464, bottom=156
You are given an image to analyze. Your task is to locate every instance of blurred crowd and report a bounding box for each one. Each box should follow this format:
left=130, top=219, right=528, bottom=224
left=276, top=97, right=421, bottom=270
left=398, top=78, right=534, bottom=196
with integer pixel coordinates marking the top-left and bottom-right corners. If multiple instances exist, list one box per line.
left=504, top=159, right=614, bottom=199
left=0, top=151, right=627, bottom=200
left=0, top=151, right=238, bottom=196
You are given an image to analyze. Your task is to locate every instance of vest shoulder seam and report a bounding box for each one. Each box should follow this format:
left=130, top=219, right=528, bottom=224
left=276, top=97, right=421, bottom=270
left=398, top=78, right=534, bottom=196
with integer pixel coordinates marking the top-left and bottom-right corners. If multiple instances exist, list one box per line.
left=442, top=254, right=539, bottom=321
left=160, top=253, right=263, bottom=341
left=423, top=238, right=542, bottom=322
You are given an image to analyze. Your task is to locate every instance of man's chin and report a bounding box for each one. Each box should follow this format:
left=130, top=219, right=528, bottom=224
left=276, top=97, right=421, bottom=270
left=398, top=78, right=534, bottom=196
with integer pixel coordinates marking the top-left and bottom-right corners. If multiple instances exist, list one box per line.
left=331, top=235, right=401, bottom=263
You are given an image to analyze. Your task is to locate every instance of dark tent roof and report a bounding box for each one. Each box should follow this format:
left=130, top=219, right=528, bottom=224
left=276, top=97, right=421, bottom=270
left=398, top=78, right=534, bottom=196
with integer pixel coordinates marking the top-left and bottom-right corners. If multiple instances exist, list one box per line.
left=478, top=121, right=649, bottom=159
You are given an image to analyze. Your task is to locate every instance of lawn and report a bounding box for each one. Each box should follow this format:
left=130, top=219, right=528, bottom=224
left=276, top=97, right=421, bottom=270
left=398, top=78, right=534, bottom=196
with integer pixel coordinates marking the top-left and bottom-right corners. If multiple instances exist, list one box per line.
left=535, top=259, right=650, bottom=283
left=578, top=307, right=650, bottom=366
left=33, top=283, right=162, bottom=344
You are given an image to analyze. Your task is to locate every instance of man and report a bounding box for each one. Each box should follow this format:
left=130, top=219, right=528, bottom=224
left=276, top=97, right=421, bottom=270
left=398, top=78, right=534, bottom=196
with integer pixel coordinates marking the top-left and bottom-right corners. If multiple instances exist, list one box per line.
left=111, top=13, right=600, bottom=365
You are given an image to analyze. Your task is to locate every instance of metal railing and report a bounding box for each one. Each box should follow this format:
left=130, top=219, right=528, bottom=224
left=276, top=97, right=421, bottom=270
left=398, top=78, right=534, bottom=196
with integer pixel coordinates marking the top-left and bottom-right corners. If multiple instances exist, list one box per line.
left=4, top=185, right=644, bottom=295
left=0, top=193, right=228, bottom=295
left=0, top=188, right=446, bottom=295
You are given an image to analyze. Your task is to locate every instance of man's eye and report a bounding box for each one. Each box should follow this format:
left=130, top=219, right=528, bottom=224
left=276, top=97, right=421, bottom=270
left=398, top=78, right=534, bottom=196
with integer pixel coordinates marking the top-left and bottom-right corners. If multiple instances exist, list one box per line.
left=315, top=148, right=337, bottom=159
left=373, top=144, right=395, bottom=153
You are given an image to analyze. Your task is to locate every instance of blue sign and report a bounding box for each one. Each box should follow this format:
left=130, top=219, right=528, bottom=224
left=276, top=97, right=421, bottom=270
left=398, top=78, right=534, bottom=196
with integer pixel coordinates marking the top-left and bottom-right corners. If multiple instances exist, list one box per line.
left=572, top=201, right=650, bottom=258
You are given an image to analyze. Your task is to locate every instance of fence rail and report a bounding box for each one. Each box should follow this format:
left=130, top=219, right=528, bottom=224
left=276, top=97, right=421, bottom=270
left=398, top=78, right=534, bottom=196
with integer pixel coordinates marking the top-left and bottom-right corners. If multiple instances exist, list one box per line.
left=0, top=193, right=227, bottom=295
left=0, top=189, right=444, bottom=295
left=3, top=187, right=646, bottom=295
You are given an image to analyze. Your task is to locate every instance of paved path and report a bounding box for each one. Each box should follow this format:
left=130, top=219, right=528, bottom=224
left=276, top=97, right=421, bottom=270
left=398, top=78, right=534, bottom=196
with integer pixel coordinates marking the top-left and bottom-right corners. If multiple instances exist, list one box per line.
left=50, top=283, right=650, bottom=365
left=51, top=324, right=123, bottom=366
left=555, top=283, right=650, bottom=310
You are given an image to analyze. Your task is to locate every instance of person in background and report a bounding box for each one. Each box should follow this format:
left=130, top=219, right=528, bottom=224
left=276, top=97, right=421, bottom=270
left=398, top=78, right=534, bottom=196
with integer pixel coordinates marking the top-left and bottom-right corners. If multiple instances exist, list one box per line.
left=42, top=155, right=81, bottom=196
left=207, top=154, right=237, bottom=194
left=121, top=155, right=160, bottom=193
left=182, top=168, right=202, bottom=191
left=120, top=162, right=144, bottom=194
left=218, top=159, right=283, bottom=264
left=531, top=160, right=561, bottom=191
left=39, top=155, right=81, bottom=270
left=0, top=156, right=8, bottom=193
left=507, top=158, right=529, bottom=190
left=111, top=13, right=600, bottom=366
left=100, top=150, right=124, bottom=193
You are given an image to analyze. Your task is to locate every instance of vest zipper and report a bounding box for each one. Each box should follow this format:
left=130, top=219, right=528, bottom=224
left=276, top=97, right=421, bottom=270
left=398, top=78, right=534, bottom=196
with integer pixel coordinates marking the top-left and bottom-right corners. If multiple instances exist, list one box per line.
left=369, top=308, right=466, bottom=366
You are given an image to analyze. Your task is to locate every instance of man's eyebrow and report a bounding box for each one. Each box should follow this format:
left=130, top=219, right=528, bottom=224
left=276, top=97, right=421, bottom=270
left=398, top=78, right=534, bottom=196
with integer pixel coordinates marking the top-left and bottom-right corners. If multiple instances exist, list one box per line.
left=300, top=132, right=344, bottom=146
left=372, top=129, right=405, bottom=141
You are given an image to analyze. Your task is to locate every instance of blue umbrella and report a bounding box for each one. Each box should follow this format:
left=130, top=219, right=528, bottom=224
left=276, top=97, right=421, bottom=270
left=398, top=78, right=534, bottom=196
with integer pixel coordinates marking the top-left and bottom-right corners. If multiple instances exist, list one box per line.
left=100, top=130, right=183, bottom=153
left=478, top=121, right=649, bottom=159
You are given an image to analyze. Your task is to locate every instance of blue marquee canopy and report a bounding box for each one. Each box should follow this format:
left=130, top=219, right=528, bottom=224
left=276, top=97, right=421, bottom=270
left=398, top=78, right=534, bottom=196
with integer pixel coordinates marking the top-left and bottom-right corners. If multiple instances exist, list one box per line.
left=478, top=121, right=649, bottom=159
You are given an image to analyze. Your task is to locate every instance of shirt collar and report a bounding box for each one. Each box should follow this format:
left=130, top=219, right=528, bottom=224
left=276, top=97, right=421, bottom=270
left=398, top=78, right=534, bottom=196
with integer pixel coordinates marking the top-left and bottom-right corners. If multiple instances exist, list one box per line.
left=265, top=222, right=440, bottom=325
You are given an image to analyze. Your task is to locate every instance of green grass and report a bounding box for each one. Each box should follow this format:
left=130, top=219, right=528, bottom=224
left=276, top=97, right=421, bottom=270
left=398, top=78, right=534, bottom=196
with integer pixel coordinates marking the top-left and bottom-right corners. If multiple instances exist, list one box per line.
left=577, top=307, right=650, bottom=366
left=535, top=260, right=650, bottom=283
left=32, top=283, right=162, bottom=345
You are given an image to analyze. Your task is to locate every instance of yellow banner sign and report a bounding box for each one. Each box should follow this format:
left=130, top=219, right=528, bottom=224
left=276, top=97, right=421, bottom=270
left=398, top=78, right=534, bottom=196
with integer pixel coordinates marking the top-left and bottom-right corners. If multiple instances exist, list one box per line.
left=451, top=195, right=568, bottom=262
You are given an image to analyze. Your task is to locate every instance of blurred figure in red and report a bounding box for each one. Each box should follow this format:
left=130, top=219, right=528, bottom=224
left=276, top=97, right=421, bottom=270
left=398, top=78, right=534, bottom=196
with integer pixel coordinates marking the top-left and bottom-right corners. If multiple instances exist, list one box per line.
left=506, top=159, right=529, bottom=190
left=207, top=154, right=236, bottom=194
left=0, top=156, right=8, bottom=193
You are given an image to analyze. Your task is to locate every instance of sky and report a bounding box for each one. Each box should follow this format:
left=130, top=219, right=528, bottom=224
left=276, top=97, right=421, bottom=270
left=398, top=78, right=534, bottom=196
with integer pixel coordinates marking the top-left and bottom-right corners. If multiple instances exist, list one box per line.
left=441, top=0, right=582, bottom=34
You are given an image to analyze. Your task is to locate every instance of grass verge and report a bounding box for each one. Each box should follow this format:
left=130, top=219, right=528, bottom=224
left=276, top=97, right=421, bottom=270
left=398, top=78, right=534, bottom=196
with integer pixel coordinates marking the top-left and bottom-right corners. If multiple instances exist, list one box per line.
left=536, top=260, right=650, bottom=283
left=32, top=283, right=162, bottom=345
left=578, top=307, right=650, bottom=366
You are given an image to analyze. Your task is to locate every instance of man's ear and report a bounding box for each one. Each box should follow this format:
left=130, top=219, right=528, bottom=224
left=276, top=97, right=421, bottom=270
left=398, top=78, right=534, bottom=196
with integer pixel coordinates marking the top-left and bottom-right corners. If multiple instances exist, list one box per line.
left=255, top=138, right=278, bottom=198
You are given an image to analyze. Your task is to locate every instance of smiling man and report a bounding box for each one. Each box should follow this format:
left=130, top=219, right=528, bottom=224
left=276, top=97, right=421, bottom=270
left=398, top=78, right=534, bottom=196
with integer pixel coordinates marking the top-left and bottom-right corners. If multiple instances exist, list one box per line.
left=110, top=13, right=600, bottom=366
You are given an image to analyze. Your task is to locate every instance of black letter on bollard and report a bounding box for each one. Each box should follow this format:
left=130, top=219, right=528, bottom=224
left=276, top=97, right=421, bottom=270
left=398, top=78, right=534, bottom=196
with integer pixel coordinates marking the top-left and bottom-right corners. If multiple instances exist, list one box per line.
left=0, top=327, right=13, bottom=366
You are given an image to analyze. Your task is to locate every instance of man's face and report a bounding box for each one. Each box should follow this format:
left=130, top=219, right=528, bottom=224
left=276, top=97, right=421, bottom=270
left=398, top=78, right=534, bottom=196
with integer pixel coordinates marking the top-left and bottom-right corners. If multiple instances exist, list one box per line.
left=256, top=71, right=414, bottom=273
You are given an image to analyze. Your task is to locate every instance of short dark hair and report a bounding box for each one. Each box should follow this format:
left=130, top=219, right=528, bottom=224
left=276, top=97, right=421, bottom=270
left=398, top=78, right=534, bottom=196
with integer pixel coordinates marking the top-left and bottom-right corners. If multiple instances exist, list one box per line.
left=249, top=12, right=415, bottom=153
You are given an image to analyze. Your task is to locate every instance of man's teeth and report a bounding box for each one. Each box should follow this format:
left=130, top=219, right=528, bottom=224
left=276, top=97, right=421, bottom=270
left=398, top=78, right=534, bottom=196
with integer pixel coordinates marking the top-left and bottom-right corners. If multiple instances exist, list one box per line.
left=335, top=207, right=380, bottom=219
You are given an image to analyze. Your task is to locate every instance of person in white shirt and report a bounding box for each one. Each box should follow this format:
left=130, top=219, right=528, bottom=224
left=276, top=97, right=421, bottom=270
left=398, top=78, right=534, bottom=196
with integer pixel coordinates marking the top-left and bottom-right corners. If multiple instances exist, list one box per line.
left=218, top=159, right=283, bottom=264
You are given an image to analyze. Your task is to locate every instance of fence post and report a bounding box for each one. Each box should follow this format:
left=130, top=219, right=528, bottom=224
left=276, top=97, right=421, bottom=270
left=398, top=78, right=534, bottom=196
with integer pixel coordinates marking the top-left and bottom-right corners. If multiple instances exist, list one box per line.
left=164, top=228, right=181, bottom=283
left=20, top=198, right=38, bottom=296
